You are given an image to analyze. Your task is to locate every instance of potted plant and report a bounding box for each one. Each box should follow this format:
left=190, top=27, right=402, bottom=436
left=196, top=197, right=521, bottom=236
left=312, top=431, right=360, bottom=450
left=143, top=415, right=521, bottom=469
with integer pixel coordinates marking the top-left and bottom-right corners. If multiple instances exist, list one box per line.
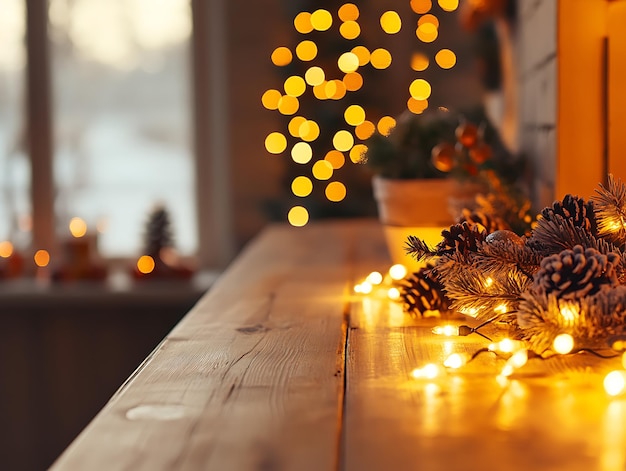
left=363, top=106, right=528, bottom=270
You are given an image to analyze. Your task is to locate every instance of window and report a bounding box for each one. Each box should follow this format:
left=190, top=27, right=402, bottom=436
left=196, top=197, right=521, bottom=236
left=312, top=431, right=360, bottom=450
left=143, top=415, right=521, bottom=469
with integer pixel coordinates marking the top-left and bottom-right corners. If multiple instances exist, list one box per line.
left=1, top=0, right=198, bottom=261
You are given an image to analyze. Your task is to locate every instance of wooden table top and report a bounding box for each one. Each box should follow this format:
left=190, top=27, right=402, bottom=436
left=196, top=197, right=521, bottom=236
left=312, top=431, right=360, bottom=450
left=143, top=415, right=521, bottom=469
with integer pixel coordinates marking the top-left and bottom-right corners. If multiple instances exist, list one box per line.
left=52, top=219, right=626, bottom=471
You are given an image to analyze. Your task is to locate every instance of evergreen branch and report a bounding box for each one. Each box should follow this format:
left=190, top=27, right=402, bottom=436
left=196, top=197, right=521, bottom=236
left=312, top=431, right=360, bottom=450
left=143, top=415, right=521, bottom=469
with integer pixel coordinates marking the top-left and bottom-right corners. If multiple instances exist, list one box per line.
left=475, top=239, right=542, bottom=280
left=404, top=235, right=439, bottom=261
left=592, top=174, right=626, bottom=247
left=530, top=215, right=606, bottom=255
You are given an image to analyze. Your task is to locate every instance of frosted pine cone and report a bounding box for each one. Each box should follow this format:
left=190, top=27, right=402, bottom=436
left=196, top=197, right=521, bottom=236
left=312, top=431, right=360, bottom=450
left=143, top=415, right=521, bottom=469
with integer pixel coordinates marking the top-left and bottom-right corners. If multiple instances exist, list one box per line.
left=458, top=209, right=509, bottom=234
left=400, top=265, right=450, bottom=316
left=531, top=245, right=619, bottom=300
left=436, top=222, right=487, bottom=257
left=541, top=194, right=598, bottom=236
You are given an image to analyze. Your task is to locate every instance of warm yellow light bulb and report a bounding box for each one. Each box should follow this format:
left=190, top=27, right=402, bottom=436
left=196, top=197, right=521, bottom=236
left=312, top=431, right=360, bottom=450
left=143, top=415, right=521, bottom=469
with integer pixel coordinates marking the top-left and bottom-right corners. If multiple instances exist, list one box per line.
left=377, top=116, right=396, bottom=136
left=409, top=79, right=432, bottom=100
left=312, top=160, right=333, bottom=180
left=271, top=46, right=292, bottom=66
left=137, top=255, right=155, bottom=274
left=410, top=0, right=432, bottom=14
left=338, top=3, right=359, bottom=21
left=294, top=12, right=313, bottom=34
left=291, top=176, right=313, bottom=197
left=0, top=241, right=14, bottom=258
left=338, top=52, right=360, bottom=73
left=284, top=75, right=306, bottom=97
left=370, top=48, right=392, bottom=69
left=351, top=46, right=370, bottom=66
left=69, top=217, right=88, bottom=238
left=343, top=72, right=363, bottom=91
left=444, top=353, right=468, bottom=369
left=360, top=281, right=373, bottom=294
left=288, top=206, right=309, bottom=227
left=349, top=144, right=367, bottom=164
left=366, top=271, right=383, bottom=285
left=553, top=333, right=575, bottom=354
left=305, top=66, right=325, bottom=86
left=355, top=120, right=375, bottom=140
left=389, top=264, right=408, bottom=280
left=435, top=49, right=456, bottom=69
left=410, top=52, right=429, bottom=72
left=604, top=370, right=626, bottom=396
left=291, top=142, right=313, bottom=164
left=261, top=89, right=282, bottom=110
left=432, top=325, right=459, bottom=336
left=411, top=363, right=440, bottom=379
left=508, top=349, right=528, bottom=369
left=325, top=181, right=346, bottom=202
left=339, top=21, right=360, bottom=40
left=264, top=132, right=287, bottom=154
left=34, top=249, right=50, bottom=268
left=333, top=130, right=355, bottom=152
left=324, top=150, right=345, bottom=169
left=310, top=9, right=332, bottom=31
left=380, top=11, right=401, bottom=34
left=387, top=287, right=401, bottom=300
left=416, top=23, right=438, bottom=43
left=295, top=40, right=318, bottom=62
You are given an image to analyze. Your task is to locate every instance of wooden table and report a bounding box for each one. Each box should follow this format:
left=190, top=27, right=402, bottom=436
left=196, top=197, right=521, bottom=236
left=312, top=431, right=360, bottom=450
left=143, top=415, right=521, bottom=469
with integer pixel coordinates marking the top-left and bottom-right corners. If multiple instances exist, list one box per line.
left=52, top=220, right=626, bottom=471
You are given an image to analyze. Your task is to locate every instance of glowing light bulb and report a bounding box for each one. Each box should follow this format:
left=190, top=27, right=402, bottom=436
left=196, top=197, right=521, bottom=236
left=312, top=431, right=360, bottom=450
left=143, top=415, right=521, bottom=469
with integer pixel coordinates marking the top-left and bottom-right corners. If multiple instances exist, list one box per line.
left=553, top=333, right=575, bottom=354
left=366, top=271, right=383, bottom=285
left=69, top=217, right=88, bottom=238
left=604, top=370, right=626, bottom=396
left=0, top=241, right=14, bottom=258
left=387, top=287, right=401, bottom=300
left=389, top=264, right=407, bottom=280
left=411, top=363, right=440, bottom=379
left=498, top=338, right=514, bottom=353
left=508, top=349, right=528, bottom=369
left=494, top=303, right=508, bottom=314
left=488, top=338, right=524, bottom=353
left=432, top=325, right=459, bottom=336
left=34, top=249, right=50, bottom=268
left=360, top=281, right=373, bottom=294
left=137, top=255, right=155, bottom=274
left=443, top=353, right=468, bottom=369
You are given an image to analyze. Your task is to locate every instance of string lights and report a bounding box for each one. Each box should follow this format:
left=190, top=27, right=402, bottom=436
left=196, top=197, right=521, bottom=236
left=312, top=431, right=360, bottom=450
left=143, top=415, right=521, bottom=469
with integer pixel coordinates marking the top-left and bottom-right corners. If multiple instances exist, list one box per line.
left=263, top=2, right=460, bottom=226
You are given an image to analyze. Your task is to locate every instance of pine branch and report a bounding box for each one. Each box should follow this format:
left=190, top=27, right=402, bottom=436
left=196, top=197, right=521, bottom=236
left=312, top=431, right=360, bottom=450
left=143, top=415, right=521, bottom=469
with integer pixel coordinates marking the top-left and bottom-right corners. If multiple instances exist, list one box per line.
left=404, top=235, right=439, bottom=261
left=435, top=253, right=528, bottom=320
left=592, top=174, right=626, bottom=247
left=475, top=239, right=542, bottom=280
left=530, top=215, right=605, bottom=255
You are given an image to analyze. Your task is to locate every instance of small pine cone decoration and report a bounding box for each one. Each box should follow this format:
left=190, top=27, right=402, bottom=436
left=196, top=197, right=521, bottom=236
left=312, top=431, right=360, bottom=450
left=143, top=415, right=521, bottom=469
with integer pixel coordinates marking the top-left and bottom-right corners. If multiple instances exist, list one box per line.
left=400, top=265, right=450, bottom=316
left=541, top=194, right=598, bottom=236
left=436, top=222, right=488, bottom=257
left=458, top=209, right=509, bottom=234
left=144, top=206, right=174, bottom=258
left=531, top=245, right=620, bottom=300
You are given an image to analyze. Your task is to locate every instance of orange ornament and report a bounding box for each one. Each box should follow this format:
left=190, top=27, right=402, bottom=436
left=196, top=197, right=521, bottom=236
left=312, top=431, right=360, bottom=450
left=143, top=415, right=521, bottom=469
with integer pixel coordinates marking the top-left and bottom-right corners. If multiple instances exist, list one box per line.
left=431, top=142, right=456, bottom=172
left=469, top=142, right=493, bottom=164
left=455, top=122, right=479, bottom=148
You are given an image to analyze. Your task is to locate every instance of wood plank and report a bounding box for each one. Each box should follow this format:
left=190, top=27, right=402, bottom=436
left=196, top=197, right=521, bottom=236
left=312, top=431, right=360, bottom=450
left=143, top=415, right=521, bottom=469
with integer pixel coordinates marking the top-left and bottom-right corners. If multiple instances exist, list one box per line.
left=52, top=220, right=386, bottom=470
left=344, top=286, right=626, bottom=471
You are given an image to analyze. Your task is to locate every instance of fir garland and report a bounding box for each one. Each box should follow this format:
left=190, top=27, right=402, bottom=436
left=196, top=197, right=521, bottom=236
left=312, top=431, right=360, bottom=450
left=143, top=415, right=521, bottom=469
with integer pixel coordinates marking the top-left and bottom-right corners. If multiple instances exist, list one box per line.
left=405, top=174, right=626, bottom=354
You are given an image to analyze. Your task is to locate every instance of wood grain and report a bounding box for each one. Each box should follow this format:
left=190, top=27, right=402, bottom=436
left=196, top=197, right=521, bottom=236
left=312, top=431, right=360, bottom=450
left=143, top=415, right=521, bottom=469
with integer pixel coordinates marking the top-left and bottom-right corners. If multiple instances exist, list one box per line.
left=52, top=220, right=386, bottom=471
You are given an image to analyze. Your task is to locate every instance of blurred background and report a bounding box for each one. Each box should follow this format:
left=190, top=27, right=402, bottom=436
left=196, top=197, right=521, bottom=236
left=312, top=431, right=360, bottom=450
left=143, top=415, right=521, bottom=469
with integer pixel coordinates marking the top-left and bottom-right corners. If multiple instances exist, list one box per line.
left=7, top=0, right=618, bottom=469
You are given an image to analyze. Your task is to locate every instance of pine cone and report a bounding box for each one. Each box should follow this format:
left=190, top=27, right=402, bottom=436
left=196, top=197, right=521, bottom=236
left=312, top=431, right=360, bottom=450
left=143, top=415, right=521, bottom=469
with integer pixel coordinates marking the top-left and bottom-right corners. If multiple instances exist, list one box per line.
left=541, top=194, right=598, bottom=236
left=400, top=265, right=450, bottom=316
left=144, top=206, right=174, bottom=257
left=436, top=222, right=487, bottom=257
left=458, top=209, right=509, bottom=234
left=531, top=245, right=620, bottom=300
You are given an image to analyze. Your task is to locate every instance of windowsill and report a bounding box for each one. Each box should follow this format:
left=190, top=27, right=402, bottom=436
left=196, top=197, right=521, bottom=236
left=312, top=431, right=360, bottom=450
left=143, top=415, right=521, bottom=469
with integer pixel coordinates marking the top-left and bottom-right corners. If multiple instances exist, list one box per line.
left=0, top=269, right=219, bottom=308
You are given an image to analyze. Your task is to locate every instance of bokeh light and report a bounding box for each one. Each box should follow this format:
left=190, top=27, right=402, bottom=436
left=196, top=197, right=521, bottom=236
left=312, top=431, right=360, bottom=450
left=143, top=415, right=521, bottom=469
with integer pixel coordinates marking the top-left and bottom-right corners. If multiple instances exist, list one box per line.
left=325, top=150, right=345, bottom=169
left=284, top=75, right=306, bottom=97
left=380, top=11, right=402, bottom=34
left=271, top=46, right=292, bottom=66
left=355, top=120, right=376, bottom=140
left=338, top=52, right=360, bottom=73
left=69, top=217, right=88, bottom=237
left=417, top=22, right=438, bottom=42
left=409, top=78, right=432, bottom=100
left=277, top=95, right=299, bottom=115
left=435, top=49, right=456, bottom=69
left=410, top=52, right=429, bottom=71
left=294, top=12, right=313, bottom=34
left=351, top=46, right=370, bottom=66
left=340, top=21, right=361, bottom=40
left=288, top=206, right=309, bottom=227
left=291, top=142, right=313, bottom=164
left=261, top=89, right=282, bottom=110
left=296, top=40, right=318, bottom=61
left=438, top=0, right=459, bottom=12
left=312, top=160, right=334, bottom=180
left=344, top=104, right=366, bottom=126
left=407, top=97, right=429, bottom=114
left=0, top=241, right=14, bottom=258
left=333, top=130, right=355, bottom=151
left=305, top=66, right=325, bottom=86
left=418, top=14, right=439, bottom=28
left=311, top=9, right=333, bottom=31
left=349, top=144, right=368, bottom=163
left=299, top=120, right=320, bottom=141
left=370, top=48, right=392, bottom=69
left=377, top=116, right=397, bottom=136
left=338, top=3, right=359, bottom=22
left=137, top=255, right=155, bottom=274
left=410, top=0, right=432, bottom=14
left=326, top=181, right=347, bottom=202
left=343, top=72, right=363, bottom=91
left=288, top=116, right=306, bottom=137
left=34, top=249, right=50, bottom=267
left=265, top=132, right=287, bottom=154
left=292, top=176, right=313, bottom=197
